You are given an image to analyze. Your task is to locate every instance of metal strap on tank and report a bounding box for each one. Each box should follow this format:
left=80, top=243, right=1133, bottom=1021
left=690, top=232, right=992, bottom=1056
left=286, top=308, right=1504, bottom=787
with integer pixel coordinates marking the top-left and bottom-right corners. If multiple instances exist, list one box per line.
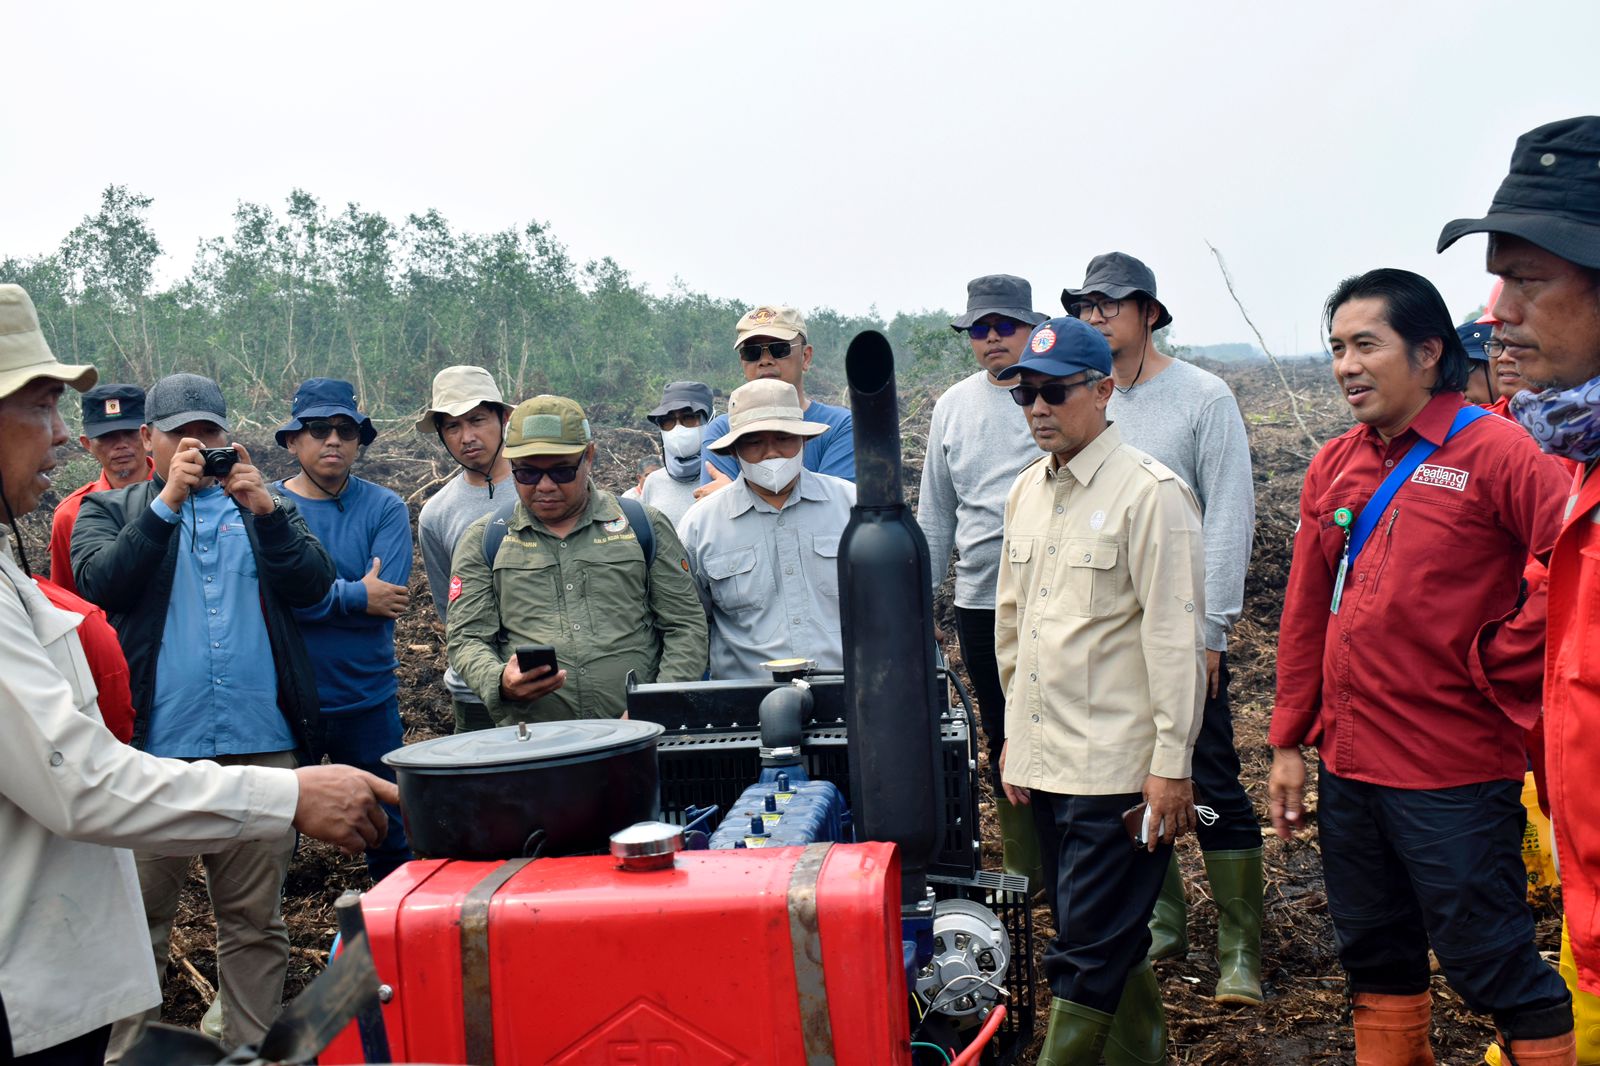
left=787, top=842, right=837, bottom=1065
left=460, top=858, right=532, bottom=1065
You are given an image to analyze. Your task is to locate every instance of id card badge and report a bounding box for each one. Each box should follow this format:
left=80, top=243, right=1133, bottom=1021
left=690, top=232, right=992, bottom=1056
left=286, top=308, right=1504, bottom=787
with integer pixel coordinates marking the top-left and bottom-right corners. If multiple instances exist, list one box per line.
left=1330, top=507, right=1354, bottom=615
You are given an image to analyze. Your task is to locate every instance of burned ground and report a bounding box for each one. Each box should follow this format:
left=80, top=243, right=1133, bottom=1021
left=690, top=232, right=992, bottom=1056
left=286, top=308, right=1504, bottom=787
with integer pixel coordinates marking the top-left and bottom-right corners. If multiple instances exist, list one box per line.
left=25, top=361, right=1554, bottom=1063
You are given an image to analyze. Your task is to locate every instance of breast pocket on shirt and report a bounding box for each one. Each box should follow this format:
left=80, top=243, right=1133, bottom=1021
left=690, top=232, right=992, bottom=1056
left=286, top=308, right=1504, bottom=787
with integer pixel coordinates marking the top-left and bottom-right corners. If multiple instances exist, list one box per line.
left=218, top=523, right=257, bottom=578
left=811, top=534, right=841, bottom=601
left=704, top=546, right=765, bottom=614
left=1064, top=537, right=1119, bottom=617
left=493, top=544, right=562, bottom=636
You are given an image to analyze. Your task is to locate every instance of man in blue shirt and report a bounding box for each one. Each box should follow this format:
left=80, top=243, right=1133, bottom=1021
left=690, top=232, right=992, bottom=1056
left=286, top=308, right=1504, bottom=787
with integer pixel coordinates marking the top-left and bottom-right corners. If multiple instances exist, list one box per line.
left=273, top=378, right=413, bottom=881
left=697, top=305, right=854, bottom=497
left=72, top=373, right=335, bottom=1056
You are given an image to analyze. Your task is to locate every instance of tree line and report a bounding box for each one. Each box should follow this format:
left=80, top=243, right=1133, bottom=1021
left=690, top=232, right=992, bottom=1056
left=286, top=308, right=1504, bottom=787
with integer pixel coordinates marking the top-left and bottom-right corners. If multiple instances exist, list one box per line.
left=2, top=186, right=986, bottom=423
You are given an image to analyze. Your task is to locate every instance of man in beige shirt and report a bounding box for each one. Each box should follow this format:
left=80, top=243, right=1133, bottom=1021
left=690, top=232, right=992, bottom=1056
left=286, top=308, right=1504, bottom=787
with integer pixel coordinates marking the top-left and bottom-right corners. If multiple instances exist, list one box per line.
left=995, top=315, right=1206, bottom=1065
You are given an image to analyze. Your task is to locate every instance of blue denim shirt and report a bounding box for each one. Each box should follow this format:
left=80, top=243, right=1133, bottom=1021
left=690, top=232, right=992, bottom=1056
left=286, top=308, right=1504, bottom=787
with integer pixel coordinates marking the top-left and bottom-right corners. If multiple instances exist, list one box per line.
left=144, top=486, right=294, bottom=757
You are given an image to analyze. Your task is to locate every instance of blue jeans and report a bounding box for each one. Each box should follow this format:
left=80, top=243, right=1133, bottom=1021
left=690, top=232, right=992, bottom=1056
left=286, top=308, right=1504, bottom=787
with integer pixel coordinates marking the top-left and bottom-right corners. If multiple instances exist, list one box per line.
left=323, top=696, right=410, bottom=882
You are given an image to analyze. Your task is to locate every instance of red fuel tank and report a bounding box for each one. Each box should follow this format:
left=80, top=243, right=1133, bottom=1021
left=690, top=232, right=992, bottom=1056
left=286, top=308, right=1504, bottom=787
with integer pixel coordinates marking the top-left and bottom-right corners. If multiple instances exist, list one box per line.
left=322, top=842, right=908, bottom=1065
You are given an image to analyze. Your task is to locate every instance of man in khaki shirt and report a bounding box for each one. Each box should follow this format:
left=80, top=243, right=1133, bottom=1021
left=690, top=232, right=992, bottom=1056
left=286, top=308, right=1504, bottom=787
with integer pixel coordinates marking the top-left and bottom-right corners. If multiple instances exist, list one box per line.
left=995, top=315, right=1206, bottom=1065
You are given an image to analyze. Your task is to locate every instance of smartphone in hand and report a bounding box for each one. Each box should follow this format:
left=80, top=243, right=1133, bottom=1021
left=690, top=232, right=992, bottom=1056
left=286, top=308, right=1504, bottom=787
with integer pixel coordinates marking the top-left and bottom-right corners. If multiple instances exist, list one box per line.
left=515, top=644, right=558, bottom=676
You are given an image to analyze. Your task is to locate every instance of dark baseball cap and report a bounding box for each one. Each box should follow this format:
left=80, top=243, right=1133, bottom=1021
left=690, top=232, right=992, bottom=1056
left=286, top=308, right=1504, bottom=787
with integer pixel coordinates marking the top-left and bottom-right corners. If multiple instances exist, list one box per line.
left=1457, top=322, right=1492, bottom=363
left=1437, top=116, right=1600, bottom=269
left=1062, top=252, right=1173, bottom=331
left=81, top=383, right=145, bottom=437
left=146, top=373, right=230, bottom=433
left=950, top=274, right=1048, bottom=330
left=647, top=380, right=713, bottom=422
left=996, top=317, right=1114, bottom=381
left=275, top=377, right=376, bottom=447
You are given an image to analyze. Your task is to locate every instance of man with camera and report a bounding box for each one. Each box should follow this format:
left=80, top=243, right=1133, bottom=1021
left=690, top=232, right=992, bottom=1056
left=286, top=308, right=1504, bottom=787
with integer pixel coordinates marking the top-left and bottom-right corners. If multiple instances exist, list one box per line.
left=70, top=371, right=337, bottom=1055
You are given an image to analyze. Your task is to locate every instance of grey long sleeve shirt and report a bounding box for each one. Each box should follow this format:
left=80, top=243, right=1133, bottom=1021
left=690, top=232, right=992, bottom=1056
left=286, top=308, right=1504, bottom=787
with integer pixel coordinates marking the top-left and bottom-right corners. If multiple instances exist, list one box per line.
left=917, top=370, right=1044, bottom=610
left=1108, top=358, right=1255, bottom=652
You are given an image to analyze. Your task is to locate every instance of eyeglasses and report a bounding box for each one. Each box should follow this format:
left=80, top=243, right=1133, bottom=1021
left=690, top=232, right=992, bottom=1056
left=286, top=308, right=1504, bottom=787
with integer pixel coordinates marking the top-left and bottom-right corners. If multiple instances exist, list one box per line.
left=511, top=464, right=582, bottom=486
left=739, top=340, right=796, bottom=362
left=1483, top=340, right=1508, bottom=359
left=1067, top=298, right=1122, bottom=321
left=653, top=412, right=705, bottom=430
left=1009, top=380, right=1092, bottom=406
left=301, top=419, right=362, bottom=441
left=966, top=321, right=1020, bottom=340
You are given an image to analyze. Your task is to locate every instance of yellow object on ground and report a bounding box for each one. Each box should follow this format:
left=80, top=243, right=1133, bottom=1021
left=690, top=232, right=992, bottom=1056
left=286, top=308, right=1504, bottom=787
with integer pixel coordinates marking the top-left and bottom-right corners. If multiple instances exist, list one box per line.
left=1523, top=772, right=1559, bottom=904
left=1484, top=922, right=1598, bottom=1065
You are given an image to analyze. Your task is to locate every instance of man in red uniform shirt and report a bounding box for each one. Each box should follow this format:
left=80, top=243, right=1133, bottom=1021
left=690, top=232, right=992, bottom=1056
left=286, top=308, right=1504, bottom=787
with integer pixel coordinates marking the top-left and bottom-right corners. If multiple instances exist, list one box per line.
left=48, top=383, right=152, bottom=595
left=1268, top=267, right=1573, bottom=1063
left=1438, top=116, right=1600, bottom=1033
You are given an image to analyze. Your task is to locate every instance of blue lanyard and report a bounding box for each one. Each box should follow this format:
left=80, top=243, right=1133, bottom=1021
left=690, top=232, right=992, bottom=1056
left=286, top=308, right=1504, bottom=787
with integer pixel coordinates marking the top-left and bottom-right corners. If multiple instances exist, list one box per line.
left=1346, top=405, right=1490, bottom=563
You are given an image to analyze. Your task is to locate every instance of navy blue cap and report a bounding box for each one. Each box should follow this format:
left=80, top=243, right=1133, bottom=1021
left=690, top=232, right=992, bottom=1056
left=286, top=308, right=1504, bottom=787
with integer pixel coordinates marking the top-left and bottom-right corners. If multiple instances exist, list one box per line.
left=81, top=383, right=145, bottom=437
left=275, top=378, right=376, bottom=447
left=995, top=317, right=1114, bottom=381
left=1457, top=322, right=1492, bottom=362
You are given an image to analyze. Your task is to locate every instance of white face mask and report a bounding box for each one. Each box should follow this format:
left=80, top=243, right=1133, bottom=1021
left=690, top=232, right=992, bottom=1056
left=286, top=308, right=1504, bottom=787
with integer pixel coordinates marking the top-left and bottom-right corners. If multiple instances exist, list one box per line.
left=660, top=423, right=703, bottom=460
left=739, top=453, right=804, bottom=493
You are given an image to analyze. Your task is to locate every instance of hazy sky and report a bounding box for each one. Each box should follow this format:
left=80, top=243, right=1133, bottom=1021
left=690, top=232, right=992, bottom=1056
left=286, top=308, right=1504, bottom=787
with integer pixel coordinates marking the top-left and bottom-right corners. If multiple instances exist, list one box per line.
left=6, top=2, right=1597, bottom=352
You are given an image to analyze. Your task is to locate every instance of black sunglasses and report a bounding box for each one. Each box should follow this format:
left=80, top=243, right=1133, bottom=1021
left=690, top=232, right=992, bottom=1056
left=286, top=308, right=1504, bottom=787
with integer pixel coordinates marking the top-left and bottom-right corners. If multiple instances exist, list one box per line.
left=301, top=419, right=362, bottom=441
left=739, top=340, right=795, bottom=362
left=511, top=464, right=582, bottom=486
left=1009, top=380, right=1092, bottom=406
left=966, top=321, right=1020, bottom=340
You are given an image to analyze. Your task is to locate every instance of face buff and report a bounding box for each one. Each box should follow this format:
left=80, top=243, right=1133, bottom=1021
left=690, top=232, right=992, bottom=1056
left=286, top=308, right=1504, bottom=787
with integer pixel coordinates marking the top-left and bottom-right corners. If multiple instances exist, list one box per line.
left=1510, top=372, right=1600, bottom=462
left=739, top=453, right=803, bottom=493
left=660, top=423, right=703, bottom=480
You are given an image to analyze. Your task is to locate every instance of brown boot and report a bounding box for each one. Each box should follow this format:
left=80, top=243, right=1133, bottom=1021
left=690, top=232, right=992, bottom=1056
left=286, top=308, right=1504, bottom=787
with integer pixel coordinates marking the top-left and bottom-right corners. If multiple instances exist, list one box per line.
left=1352, top=991, right=1435, bottom=1066
left=1492, top=1030, right=1578, bottom=1065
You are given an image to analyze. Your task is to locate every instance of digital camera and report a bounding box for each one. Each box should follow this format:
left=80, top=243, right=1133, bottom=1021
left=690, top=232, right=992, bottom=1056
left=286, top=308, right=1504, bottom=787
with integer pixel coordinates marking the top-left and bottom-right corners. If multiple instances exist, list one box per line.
left=199, top=447, right=239, bottom=479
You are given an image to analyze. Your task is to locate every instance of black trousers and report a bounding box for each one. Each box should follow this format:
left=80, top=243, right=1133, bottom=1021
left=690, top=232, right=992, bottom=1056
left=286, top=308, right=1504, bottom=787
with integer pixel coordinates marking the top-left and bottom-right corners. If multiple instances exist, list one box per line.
left=1320, top=769, right=1571, bottom=1038
left=3, top=1025, right=111, bottom=1066
left=1031, top=790, right=1172, bottom=1013
left=1189, top=653, right=1261, bottom=852
left=954, top=606, right=1007, bottom=794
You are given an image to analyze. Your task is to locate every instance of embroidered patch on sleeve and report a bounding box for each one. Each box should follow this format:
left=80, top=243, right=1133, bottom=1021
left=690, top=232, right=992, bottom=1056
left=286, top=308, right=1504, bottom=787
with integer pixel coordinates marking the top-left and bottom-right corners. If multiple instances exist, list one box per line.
left=448, top=575, right=463, bottom=602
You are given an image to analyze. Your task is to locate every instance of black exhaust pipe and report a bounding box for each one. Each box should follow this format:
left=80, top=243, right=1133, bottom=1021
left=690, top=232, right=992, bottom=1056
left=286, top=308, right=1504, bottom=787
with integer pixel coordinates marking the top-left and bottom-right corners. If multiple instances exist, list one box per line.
left=840, top=330, right=942, bottom=910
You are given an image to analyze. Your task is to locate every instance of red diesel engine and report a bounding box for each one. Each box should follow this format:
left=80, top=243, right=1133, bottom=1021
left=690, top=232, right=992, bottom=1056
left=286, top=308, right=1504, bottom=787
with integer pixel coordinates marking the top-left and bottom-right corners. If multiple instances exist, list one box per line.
left=321, top=839, right=909, bottom=1065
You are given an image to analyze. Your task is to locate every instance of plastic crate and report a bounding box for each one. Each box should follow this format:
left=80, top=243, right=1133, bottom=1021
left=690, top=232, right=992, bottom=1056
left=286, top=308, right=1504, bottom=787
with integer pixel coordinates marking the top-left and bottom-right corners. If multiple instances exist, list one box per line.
left=655, top=712, right=978, bottom=879
left=927, top=871, right=1036, bottom=1066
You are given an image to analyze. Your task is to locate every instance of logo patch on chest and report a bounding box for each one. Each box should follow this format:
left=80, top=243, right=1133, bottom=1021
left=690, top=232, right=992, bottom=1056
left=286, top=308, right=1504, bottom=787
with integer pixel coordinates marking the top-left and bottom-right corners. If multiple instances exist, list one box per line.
left=1411, top=464, right=1469, bottom=492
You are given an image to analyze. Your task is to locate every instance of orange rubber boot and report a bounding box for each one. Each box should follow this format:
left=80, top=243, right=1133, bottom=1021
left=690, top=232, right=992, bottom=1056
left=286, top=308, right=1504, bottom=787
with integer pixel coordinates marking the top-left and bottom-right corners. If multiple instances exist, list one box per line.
left=1494, top=1030, right=1578, bottom=1065
left=1353, top=991, right=1435, bottom=1066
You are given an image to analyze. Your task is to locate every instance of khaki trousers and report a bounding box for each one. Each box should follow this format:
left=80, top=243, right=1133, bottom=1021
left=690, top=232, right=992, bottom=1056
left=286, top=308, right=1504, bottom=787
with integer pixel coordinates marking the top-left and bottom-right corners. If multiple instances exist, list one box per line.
left=105, top=751, right=298, bottom=1060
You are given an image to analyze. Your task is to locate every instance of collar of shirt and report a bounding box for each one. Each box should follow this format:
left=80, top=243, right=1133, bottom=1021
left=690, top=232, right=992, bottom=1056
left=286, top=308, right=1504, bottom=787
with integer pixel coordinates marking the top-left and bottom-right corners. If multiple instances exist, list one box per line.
left=1041, top=422, right=1123, bottom=487
left=1359, top=390, right=1468, bottom=453
left=727, top=468, right=828, bottom=517
left=508, top=479, right=619, bottom=536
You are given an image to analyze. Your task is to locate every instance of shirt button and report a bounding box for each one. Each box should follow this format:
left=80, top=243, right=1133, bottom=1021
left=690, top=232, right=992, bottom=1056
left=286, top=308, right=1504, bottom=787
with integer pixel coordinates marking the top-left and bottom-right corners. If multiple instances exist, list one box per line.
left=1028, top=672, right=1037, bottom=682
left=201, top=546, right=208, bottom=553
left=214, top=678, right=222, bottom=684
left=49, top=751, right=63, bottom=767
left=566, top=583, right=574, bottom=591
left=1031, top=714, right=1041, bottom=723
left=206, top=576, right=213, bottom=584
left=777, top=517, right=785, bottom=527
left=560, top=542, right=567, bottom=549
left=1184, top=602, right=1194, bottom=612
left=1030, top=630, right=1037, bottom=638
left=1082, top=553, right=1092, bottom=562
left=1384, top=459, right=1395, bottom=468
left=1040, top=588, right=1049, bottom=597
left=209, top=609, right=218, bottom=615
left=579, top=667, right=587, bottom=675
left=1142, top=458, right=1152, bottom=465
left=1047, top=546, right=1055, bottom=555
left=785, top=565, right=794, bottom=575
left=212, top=642, right=221, bottom=649
left=572, top=623, right=581, bottom=630
left=1055, top=506, right=1064, bottom=514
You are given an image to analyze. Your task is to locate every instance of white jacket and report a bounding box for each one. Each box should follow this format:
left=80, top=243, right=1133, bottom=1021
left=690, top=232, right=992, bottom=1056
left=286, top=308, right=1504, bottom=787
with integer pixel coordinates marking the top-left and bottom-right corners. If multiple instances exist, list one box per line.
left=0, top=541, right=298, bottom=1055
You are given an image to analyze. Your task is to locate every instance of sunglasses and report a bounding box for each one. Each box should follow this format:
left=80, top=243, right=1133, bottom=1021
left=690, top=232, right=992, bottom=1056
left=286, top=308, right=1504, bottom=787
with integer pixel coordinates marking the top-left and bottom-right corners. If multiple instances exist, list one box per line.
left=966, top=321, right=1021, bottom=340
left=1009, top=380, right=1092, bottom=407
left=301, top=419, right=362, bottom=441
left=511, top=464, right=582, bottom=486
left=739, top=340, right=796, bottom=362
left=652, top=411, right=705, bottom=431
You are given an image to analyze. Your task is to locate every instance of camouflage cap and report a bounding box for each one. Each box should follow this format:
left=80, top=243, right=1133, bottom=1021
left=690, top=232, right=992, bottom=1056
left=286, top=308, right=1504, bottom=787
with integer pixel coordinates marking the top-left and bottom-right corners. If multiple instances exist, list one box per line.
left=504, top=394, right=592, bottom=458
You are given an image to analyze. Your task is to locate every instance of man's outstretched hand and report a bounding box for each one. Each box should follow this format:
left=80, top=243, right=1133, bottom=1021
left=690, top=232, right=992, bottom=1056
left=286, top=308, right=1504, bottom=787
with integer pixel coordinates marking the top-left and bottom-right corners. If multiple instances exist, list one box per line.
left=293, top=765, right=401, bottom=854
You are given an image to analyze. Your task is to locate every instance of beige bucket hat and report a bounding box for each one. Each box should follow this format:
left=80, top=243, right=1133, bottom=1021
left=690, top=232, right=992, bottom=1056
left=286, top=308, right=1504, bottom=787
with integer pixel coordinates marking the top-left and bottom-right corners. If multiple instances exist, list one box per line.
left=414, top=365, right=512, bottom=434
left=707, top=379, right=824, bottom=454
left=0, top=285, right=96, bottom=400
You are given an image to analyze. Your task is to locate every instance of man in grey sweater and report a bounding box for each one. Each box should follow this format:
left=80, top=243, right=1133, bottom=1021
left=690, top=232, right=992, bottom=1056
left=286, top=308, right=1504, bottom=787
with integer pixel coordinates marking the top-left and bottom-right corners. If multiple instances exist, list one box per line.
left=1064, top=252, right=1263, bottom=1007
left=917, top=274, right=1048, bottom=894
left=414, top=366, right=514, bottom=733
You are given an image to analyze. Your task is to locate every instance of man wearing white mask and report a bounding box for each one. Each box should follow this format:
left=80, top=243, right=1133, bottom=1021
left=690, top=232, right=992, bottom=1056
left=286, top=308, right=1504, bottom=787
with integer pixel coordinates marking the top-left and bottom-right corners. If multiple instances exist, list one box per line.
left=640, top=381, right=712, bottom=526
left=678, top=379, right=855, bottom=679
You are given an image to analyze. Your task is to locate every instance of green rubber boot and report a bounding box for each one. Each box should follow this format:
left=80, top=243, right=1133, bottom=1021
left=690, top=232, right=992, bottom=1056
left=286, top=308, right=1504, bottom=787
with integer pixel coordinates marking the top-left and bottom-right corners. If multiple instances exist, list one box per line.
left=1204, top=846, right=1265, bottom=1006
left=993, top=794, right=1046, bottom=899
left=1104, top=960, right=1170, bottom=1065
left=1147, top=853, right=1188, bottom=961
left=1037, top=997, right=1114, bottom=1066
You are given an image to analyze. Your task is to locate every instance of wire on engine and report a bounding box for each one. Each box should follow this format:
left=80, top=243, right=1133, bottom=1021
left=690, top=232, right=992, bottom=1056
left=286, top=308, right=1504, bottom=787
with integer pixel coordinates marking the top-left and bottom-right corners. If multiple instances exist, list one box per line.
left=910, top=1041, right=954, bottom=1065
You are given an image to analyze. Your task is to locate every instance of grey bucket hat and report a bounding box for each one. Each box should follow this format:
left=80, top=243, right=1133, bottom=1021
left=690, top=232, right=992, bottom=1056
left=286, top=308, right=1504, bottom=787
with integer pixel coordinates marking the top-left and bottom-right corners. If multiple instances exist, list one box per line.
left=647, top=380, right=713, bottom=422
left=1062, top=252, right=1173, bottom=331
left=1437, top=116, right=1600, bottom=269
left=950, top=274, right=1048, bottom=330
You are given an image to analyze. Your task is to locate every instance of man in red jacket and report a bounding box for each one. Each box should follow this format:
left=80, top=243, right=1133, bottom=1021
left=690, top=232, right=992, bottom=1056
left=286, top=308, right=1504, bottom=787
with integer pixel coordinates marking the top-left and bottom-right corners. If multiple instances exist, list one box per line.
left=48, top=383, right=152, bottom=595
left=1269, top=267, right=1574, bottom=1063
left=1438, top=115, right=1600, bottom=1033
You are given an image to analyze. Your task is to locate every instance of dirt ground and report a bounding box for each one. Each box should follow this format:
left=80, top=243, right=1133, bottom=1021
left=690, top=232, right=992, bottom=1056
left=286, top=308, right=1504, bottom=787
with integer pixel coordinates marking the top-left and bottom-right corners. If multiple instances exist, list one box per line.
left=28, top=360, right=1558, bottom=1064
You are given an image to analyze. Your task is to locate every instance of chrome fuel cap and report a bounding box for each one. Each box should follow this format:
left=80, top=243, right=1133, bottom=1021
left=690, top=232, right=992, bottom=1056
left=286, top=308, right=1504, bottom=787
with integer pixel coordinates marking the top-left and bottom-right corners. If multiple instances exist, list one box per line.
left=610, top=821, right=684, bottom=871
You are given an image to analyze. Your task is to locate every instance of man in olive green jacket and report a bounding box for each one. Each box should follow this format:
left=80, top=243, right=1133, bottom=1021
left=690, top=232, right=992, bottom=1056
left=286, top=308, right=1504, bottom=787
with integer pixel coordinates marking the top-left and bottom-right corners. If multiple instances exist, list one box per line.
left=446, top=395, right=707, bottom=723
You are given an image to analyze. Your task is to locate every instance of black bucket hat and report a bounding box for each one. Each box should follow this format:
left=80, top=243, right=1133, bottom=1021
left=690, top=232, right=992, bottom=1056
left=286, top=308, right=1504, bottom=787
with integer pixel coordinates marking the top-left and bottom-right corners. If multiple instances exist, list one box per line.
left=1062, top=252, right=1173, bottom=331
left=950, top=274, right=1048, bottom=330
left=1437, top=116, right=1600, bottom=269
